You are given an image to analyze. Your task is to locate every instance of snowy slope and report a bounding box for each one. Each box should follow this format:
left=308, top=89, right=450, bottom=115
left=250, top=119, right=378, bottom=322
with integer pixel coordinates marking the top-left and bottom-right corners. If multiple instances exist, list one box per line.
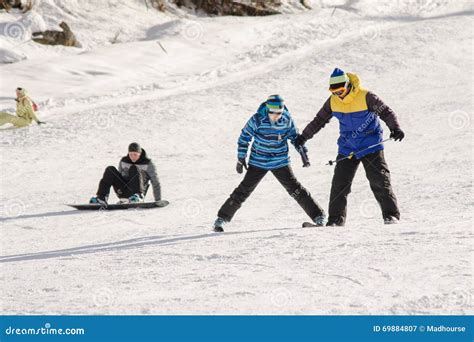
left=0, top=1, right=473, bottom=314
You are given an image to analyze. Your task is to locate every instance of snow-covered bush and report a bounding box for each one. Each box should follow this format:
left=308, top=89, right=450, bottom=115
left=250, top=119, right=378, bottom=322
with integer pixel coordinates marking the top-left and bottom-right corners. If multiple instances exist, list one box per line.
left=0, top=0, right=33, bottom=12
left=172, top=0, right=297, bottom=16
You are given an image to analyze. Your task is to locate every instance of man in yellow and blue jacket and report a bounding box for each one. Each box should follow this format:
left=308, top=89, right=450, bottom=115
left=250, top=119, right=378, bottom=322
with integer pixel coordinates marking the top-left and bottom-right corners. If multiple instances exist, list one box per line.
left=295, top=68, right=404, bottom=226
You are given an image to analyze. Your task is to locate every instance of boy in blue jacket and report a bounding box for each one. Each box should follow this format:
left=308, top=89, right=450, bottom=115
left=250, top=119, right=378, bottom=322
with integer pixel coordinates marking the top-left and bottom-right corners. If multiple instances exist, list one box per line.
left=213, top=95, right=325, bottom=232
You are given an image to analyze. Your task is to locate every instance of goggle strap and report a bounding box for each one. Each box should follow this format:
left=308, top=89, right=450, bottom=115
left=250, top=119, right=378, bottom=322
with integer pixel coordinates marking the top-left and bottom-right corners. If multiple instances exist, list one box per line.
left=329, top=79, right=350, bottom=93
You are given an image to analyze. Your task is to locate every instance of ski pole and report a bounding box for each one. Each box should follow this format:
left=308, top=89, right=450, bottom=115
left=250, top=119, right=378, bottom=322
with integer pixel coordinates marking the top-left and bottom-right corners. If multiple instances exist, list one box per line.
left=297, top=145, right=311, bottom=168
left=326, top=138, right=393, bottom=166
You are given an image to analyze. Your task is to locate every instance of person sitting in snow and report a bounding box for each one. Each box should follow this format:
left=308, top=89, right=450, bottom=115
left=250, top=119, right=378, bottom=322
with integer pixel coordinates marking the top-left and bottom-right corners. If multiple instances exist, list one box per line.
left=89, top=143, right=161, bottom=205
left=212, top=95, right=325, bottom=232
left=294, top=68, right=405, bottom=226
left=0, top=87, right=45, bottom=128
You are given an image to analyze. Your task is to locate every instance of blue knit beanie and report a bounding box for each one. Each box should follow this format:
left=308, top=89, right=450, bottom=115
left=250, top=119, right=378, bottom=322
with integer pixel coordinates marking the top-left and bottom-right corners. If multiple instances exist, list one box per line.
left=266, top=94, right=285, bottom=113
left=329, top=68, right=349, bottom=89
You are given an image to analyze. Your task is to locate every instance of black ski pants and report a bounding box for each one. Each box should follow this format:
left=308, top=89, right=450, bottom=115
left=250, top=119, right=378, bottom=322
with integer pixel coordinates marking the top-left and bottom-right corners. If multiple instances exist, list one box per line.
left=217, top=164, right=324, bottom=222
left=328, top=150, right=400, bottom=225
left=96, top=165, right=144, bottom=200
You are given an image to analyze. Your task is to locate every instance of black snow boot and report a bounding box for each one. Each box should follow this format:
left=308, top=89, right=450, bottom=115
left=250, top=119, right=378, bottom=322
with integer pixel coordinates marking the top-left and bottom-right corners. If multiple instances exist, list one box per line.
left=326, top=216, right=345, bottom=227
left=213, top=217, right=226, bottom=232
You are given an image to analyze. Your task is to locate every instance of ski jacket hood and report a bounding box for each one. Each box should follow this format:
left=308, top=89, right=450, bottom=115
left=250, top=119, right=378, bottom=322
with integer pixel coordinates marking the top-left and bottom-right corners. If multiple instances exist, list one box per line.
left=256, top=102, right=290, bottom=119
left=123, top=148, right=150, bottom=164
left=331, top=73, right=365, bottom=105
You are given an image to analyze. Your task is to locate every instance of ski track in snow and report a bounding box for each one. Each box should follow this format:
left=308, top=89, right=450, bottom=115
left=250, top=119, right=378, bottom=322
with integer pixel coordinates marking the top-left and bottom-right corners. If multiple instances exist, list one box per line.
left=0, top=2, right=473, bottom=314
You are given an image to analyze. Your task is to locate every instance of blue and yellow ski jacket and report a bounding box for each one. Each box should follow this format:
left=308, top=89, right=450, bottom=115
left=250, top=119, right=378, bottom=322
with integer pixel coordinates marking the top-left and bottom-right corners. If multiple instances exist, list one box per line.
left=302, top=73, right=401, bottom=158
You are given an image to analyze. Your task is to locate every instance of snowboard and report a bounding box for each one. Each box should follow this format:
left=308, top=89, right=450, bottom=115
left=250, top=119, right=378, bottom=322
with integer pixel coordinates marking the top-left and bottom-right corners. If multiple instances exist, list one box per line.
left=68, top=200, right=169, bottom=211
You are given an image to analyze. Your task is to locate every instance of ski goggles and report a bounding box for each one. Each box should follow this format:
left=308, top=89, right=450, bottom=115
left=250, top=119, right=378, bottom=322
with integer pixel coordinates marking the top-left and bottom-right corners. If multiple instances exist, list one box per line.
left=329, top=80, right=350, bottom=96
left=268, top=108, right=283, bottom=115
left=266, top=101, right=284, bottom=115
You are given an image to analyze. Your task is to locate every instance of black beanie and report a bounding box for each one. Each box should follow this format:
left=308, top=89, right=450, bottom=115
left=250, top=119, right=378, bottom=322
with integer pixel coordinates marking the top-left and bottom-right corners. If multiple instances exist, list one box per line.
left=128, top=142, right=142, bottom=153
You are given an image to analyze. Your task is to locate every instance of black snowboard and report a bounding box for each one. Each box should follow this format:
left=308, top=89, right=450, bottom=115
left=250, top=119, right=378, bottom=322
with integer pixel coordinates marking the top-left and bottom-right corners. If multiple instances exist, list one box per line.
left=68, top=200, right=169, bottom=211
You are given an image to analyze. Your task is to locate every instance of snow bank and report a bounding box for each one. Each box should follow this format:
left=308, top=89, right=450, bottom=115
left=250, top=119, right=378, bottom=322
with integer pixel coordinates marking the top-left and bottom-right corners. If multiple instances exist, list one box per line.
left=316, top=0, right=473, bottom=18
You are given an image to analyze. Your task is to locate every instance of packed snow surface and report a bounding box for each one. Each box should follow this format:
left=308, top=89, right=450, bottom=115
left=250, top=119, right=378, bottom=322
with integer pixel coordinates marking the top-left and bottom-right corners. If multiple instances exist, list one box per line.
left=0, top=0, right=473, bottom=314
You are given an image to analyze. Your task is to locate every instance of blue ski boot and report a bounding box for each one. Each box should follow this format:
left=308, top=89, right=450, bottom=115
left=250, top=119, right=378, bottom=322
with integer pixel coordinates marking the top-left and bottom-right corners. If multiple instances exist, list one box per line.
left=302, top=214, right=326, bottom=227
left=89, top=197, right=107, bottom=205
left=129, top=193, right=144, bottom=203
left=213, top=217, right=226, bottom=232
left=313, top=215, right=326, bottom=227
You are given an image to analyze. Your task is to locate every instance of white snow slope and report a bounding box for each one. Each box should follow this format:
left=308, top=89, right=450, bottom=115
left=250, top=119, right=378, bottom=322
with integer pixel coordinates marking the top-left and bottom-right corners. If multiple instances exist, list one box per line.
left=0, top=0, right=473, bottom=314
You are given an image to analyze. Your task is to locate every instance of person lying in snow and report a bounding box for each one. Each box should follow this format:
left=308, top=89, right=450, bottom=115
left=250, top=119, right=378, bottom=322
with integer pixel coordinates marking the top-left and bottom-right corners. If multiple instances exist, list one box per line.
left=0, top=88, right=45, bottom=128
left=294, top=68, right=405, bottom=226
left=212, top=95, right=325, bottom=232
left=89, top=143, right=161, bottom=205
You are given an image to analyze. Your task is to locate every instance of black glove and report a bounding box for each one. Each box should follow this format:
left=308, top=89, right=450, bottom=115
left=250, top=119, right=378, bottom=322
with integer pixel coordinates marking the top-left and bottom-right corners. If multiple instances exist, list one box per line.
left=236, top=158, right=247, bottom=174
left=294, top=134, right=307, bottom=148
left=37, top=121, right=46, bottom=125
left=390, top=128, right=405, bottom=141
